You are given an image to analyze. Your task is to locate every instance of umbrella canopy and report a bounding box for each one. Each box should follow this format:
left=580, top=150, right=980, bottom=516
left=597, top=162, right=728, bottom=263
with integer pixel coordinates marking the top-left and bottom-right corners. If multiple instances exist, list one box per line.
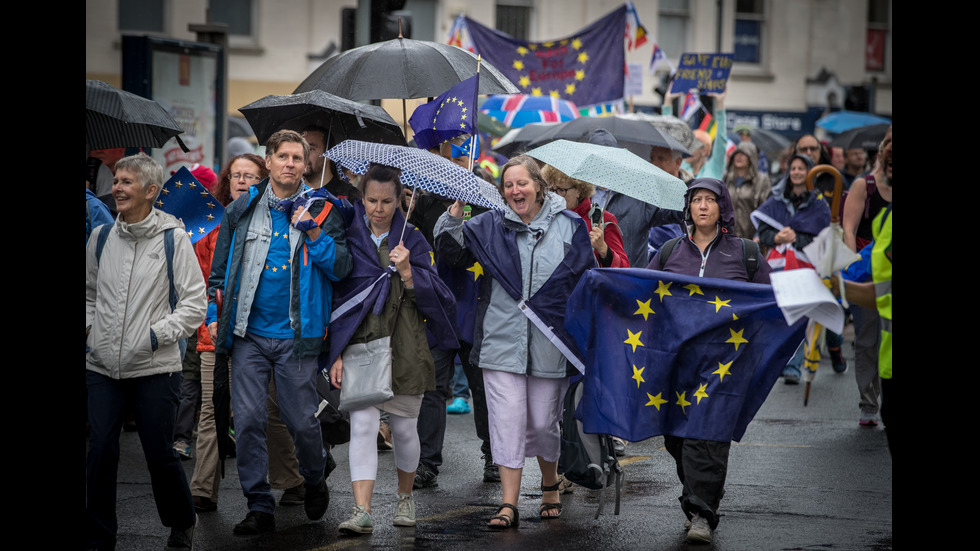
left=528, top=115, right=692, bottom=157
left=479, top=94, right=579, bottom=128
left=617, top=112, right=698, bottom=157
left=525, top=139, right=687, bottom=211
left=828, top=123, right=889, bottom=152
left=228, top=115, right=255, bottom=139
left=491, top=121, right=562, bottom=157
left=815, top=110, right=891, bottom=134
left=86, top=79, right=188, bottom=153
left=728, top=126, right=792, bottom=161
left=293, top=37, right=519, bottom=100
left=326, top=140, right=507, bottom=211
left=238, top=90, right=406, bottom=147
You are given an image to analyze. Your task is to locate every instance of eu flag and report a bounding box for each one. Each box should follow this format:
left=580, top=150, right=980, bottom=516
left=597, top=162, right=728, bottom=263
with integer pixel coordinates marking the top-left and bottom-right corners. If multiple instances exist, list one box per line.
left=565, top=268, right=806, bottom=443
left=155, top=166, right=224, bottom=244
left=464, top=6, right=626, bottom=109
left=409, top=75, right=479, bottom=151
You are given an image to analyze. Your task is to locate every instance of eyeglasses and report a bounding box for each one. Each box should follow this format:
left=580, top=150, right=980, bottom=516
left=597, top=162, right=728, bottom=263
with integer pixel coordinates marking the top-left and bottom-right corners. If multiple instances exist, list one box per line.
left=229, top=173, right=261, bottom=182
left=552, top=186, right=574, bottom=196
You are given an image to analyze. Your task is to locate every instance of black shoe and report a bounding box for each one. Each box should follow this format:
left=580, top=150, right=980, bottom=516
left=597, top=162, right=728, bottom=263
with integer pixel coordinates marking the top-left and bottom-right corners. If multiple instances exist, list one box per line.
left=305, top=478, right=329, bottom=520
left=233, top=510, right=275, bottom=535
left=830, top=346, right=848, bottom=373
left=482, top=454, right=500, bottom=483
left=279, top=482, right=305, bottom=507
left=166, top=517, right=196, bottom=549
left=413, top=463, right=438, bottom=489
left=193, top=496, right=217, bottom=512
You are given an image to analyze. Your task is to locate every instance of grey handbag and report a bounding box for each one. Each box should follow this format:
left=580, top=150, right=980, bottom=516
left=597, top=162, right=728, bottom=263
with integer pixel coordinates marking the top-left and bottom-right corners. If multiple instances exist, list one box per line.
left=338, top=336, right=394, bottom=412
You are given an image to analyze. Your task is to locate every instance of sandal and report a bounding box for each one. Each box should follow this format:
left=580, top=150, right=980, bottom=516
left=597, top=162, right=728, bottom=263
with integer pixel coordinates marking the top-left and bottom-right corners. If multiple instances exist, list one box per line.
left=488, top=503, right=519, bottom=529
left=539, top=476, right=564, bottom=519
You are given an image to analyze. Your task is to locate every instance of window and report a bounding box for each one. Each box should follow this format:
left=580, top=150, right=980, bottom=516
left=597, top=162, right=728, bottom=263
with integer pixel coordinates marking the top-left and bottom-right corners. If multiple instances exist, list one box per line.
left=866, top=0, right=890, bottom=72
left=657, top=0, right=690, bottom=71
left=209, top=0, right=257, bottom=45
left=733, top=0, right=765, bottom=65
left=496, top=1, right=532, bottom=41
left=118, top=0, right=165, bottom=33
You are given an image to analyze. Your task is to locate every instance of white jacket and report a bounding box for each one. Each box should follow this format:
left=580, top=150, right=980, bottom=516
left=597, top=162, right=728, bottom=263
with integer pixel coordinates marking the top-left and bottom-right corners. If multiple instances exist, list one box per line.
left=86, top=209, right=206, bottom=379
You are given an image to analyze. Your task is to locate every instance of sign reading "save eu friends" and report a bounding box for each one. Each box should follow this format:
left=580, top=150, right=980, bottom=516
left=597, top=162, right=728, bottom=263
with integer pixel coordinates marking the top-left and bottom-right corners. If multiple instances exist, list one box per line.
left=669, top=53, right=735, bottom=94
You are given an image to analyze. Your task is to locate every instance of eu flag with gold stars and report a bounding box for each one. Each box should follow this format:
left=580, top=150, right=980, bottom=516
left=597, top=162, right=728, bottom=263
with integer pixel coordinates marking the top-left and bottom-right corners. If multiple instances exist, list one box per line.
left=565, top=268, right=806, bottom=443
left=156, top=166, right=224, bottom=244
left=409, top=75, right=479, bottom=151
left=464, top=5, right=626, bottom=110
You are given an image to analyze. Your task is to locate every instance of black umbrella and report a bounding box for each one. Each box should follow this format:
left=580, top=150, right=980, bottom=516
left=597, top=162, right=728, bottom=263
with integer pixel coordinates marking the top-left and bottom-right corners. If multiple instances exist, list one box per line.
left=293, top=37, right=519, bottom=100
left=86, top=80, right=189, bottom=153
left=828, top=123, right=889, bottom=152
left=239, top=90, right=407, bottom=147
left=529, top=115, right=692, bottom=157
left=492, top=122, right=563, bottom=157
left=729, top=125, right=792, bottom=162
left=228, top=115, right=255, bottom=139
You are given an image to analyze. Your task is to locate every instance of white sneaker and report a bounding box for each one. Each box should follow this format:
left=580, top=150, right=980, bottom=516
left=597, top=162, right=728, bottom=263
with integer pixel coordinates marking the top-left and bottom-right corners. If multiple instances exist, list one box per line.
left=686, top=513, right=712, bottom=543
left=338, top=505, right=374, bottom=535
left=393, top=493, right=416, bottom=527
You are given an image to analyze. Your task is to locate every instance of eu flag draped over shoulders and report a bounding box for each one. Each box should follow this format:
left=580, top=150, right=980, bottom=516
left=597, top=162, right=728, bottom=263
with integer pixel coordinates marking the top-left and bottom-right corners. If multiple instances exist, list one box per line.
left=464, top=6, right=626, bottom=109
left=155, top=166, right=224, bottom=244
left=409, top=75, right=479, bottom=151
left=565, top=268, right=806, bottom=443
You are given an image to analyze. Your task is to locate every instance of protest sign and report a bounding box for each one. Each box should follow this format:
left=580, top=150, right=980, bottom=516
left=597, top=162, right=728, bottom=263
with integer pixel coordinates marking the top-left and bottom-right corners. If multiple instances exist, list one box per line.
left=669, top=53, right=734, bottom=94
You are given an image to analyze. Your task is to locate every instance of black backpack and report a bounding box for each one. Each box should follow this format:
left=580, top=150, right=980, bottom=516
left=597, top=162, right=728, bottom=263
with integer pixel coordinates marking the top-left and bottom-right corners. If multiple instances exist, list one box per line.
left=558, top=377, right=623, bottom=519
left=655, top=235, right=761, bottom=280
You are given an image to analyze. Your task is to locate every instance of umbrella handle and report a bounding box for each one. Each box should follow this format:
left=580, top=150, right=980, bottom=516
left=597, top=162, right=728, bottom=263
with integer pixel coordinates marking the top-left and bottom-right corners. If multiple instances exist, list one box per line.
left=805, top=164, right=843, bottom=223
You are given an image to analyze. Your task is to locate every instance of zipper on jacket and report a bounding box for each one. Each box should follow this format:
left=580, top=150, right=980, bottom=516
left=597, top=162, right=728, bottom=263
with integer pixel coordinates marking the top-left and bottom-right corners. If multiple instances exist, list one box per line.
left=117, top=239, right=139, bottom=377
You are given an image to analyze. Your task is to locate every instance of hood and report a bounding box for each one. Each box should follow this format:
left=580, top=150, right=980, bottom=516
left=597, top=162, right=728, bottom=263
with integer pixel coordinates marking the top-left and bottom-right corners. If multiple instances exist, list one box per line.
left=503, top=190, right=566, bottom=232
left=114, top=207, right=182, bottom=241
left=771, top=153, right=814, bottom=199
left=725, top=141, right=760, bottom=180
left=684, top=177, right=736, bottom=234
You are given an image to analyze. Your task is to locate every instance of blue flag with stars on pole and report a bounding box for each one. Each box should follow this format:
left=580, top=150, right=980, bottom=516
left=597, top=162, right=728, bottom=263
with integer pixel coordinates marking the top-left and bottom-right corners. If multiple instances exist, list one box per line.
left=409, top=75, right=479, bottom=151
left=565, top=268, right=806, bottom=443
left=464, top=5, right=626, bottom=110
left=155, top=166, right=224, bottom=244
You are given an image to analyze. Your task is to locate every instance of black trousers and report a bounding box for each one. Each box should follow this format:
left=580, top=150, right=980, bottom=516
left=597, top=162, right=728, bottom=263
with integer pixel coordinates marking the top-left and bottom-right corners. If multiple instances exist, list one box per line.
left=663, top=435, right=731, bottom=530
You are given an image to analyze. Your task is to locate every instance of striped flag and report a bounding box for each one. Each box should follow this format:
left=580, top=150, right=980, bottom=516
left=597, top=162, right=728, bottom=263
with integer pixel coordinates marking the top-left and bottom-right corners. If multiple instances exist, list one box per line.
left=680, top=92, right=703, bottom=122
left=649, top=43, right=674, bottom=75
left=698, top=112, right=717, bottom=141
left=625, top=1, right=649, bottom=50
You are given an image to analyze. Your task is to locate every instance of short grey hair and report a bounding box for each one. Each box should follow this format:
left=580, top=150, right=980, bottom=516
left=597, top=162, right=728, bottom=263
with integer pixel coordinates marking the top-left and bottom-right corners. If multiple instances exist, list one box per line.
left=114, top=153, right=165, bottom=199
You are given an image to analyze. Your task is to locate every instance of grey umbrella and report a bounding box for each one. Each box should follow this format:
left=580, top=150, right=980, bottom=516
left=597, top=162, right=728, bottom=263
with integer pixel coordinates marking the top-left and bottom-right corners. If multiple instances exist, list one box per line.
left=828, top=123, right=889, bottom=152
left=239, top=90, right=407, bottom=147
left=528, top=115, right=692, bottom=157
left=729, top=124, right=792, bottom=162
left=293, top=36, right=518, bottom=100
left=86, top=80, right=189, bottom=153
left=492, top=122, right=562, bottom=157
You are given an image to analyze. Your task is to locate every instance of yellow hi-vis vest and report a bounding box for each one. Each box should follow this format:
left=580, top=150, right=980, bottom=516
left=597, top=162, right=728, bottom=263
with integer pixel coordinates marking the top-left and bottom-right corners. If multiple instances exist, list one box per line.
left=872, top=205, right=892, bottom=379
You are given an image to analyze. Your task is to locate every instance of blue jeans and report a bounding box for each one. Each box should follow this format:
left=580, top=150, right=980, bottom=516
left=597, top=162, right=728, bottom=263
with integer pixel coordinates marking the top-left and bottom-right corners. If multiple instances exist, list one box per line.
left=86, top=370, right=195, bottom=550
left=231, top=333, right=325, bottom=514
left=451, top=361, right=470, bottom=399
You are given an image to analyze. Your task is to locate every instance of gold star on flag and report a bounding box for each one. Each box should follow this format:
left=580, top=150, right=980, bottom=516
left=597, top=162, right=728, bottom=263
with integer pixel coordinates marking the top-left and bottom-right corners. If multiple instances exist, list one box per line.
left=675, top=391, right=691, bottom=412
left=634, top=299, right=655, bottom=320
left=693, top=383, right=709, bottom=404
left=528, top=43, right=537, bottom=51
left=272, top=266, right=277, bottom=272
left=632, top=364, right=645, bottom=388
left=549, top=90, right=560, bottom=98
left=726, top=328, right=748, bottom=351
left=200, top=191, right=209, bottom=197
left=467, top=262, right=484, bottom=280
left=519, top=75, right=531, bottom=88
left=162, top=188, right=169, bottom=195
left=646, top=392, right=667, bottom=410
left=186, top=231, right=193, bottom=238
left=198, top=227, right=205, bottom=234
left=655, top=280, right=672, bottom=302
left=282, top=264, right=287, bottom=270
left=571, top=38, right=582, bottom=50
left=575, top=69, right=585, bottom=81
left=684, top=284, right=703, bottom=296
left=207, top=214, right=214, bottom=221
left=429, top=251, right=435, bottom=266
left=513, top=60, right=525, bottom=70
left=565, top=83, right=576, bottom=95
left=460, top=122, right=467, bottom=129
left=713, top=361, right=733, bottom=382
left=543, top=41, right=554, bottom=47
left=457, top=98, right=464, bottom=106
left=461, top=107, right=468, bottom=114
left=189, top=182, right=196, bottom=189
left=577, top=51, right=589, bottom=64
left=274, top=231, right=279, bottom=237
left=517, top=46, right=529, bottom=56
left=156, top=200, right=164, bottom=208
left=733, top=313, right=739, bottom=321
left=531, top=87, right=543, bottom=96
left=207, top=201, right=216, bottom=209
left=624, top=329, right=644, bottom=352
left=559, top=39, right=568, bottom=46
left=708, top=296, right=731, bottom=312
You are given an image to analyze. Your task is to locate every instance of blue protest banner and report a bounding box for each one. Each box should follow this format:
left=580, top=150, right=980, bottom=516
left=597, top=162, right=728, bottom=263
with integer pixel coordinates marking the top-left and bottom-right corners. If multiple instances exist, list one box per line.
left=669, top=53, right=735, bottom=94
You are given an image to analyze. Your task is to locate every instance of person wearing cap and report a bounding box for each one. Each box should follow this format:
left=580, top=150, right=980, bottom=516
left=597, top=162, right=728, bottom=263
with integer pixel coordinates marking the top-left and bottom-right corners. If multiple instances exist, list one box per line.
left=645, top=177, right=773, bottom=544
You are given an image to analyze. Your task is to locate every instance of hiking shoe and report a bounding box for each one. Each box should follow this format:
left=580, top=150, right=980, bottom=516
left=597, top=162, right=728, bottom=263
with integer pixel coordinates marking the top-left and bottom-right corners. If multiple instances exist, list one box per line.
left=612, top=437, right=627, bottom=457
left=304, top=478, right=329, bottom=520
left=338, top=505, right=374, bottom=535
left=393, top=493, right=416, bottom=527
left=558, top=474, right=575, bottom=494
left=279, top=482, right=305, bottom=506
left=446, top=397, right=471, bottom=414
left=830, top=347, right=848, bottom=373
left=782, top=366, right=801, bottom=385
left=482, top=454, right=500, bottom=483
left=174, top=441, right=192, bottom=461
left=233, top=510, right=275, bottom=535
left=859, top=412, right=879, bottom=426
left=377, top=421, right=393, bottom=451
left=686, top=513, right=712, bottom=544
left=414, top=463, right=438, bottom=489
left=166, top=517, right=196, bottom=549
left=193, top=496, right=217, bottom=512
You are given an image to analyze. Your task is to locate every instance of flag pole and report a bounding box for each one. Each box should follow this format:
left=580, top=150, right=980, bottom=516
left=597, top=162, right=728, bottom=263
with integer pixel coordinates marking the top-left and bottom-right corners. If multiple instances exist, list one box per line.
left=468, top=55, right=482, bottom=172
left=398, top=18, right=410, bottom=140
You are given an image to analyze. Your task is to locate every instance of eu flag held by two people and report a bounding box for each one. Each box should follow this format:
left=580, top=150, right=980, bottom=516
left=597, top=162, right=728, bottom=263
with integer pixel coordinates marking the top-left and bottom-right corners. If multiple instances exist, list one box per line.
left=408, top=75, right=479, bottom=151
left=565, top=268, right=806, bottom=444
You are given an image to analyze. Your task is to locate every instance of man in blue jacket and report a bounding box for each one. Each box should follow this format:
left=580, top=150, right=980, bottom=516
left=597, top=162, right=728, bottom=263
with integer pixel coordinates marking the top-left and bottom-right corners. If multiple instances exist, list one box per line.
left=206, top=130, right=353, bottom=535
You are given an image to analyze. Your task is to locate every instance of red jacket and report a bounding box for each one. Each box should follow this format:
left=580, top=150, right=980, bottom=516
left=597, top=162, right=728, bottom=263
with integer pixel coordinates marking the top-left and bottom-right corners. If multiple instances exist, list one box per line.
left=194, top=227, right=219, bottom=351
left=572, top=196, right=629, bottom=268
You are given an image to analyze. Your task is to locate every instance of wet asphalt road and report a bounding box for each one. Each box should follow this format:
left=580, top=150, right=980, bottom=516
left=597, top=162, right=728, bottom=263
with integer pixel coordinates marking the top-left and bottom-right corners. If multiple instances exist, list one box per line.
left=95, top=321, right=893, bottom=550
